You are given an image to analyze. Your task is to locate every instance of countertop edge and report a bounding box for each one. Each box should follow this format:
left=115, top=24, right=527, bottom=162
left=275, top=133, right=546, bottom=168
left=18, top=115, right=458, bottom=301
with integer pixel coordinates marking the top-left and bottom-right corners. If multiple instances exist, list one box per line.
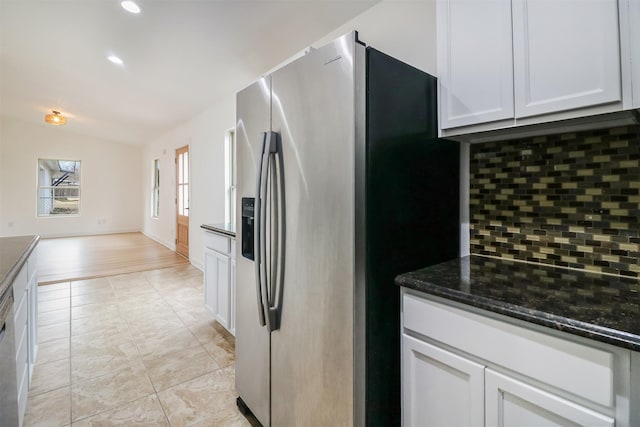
left=1, top=235, right=40, bottom=298
left=396, top=274, right=640, bottom=352
left=201, top=224, right=236, bottom=238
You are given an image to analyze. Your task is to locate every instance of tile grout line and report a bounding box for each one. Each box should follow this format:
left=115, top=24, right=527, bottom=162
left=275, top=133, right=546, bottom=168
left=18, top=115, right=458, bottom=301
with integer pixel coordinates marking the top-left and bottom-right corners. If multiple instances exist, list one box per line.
left=32, top=267, right=239, bottom=426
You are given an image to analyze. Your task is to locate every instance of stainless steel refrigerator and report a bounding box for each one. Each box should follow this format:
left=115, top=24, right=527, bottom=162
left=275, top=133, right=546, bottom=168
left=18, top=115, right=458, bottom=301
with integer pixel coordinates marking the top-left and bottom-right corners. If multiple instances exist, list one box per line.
left=235, top=32, right=460, bottom=426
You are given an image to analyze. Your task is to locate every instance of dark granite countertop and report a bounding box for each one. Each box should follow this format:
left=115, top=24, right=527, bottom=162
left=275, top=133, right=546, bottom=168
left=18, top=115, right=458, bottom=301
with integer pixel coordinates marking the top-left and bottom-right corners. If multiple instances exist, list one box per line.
left=201, top=223, right=236, bottom=238
left=1, top=235, right=40, bottom=300
left=396, top=255, right=640, bottom=351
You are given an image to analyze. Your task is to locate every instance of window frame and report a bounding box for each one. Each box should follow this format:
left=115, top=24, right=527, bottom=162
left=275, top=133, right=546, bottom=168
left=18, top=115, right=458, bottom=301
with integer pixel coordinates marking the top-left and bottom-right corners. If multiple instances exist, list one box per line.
left=152, top=158, right=160, bottom=218
left=37, top=158, right=82, bottom=218
left=224, top=127, right=236, bottom=226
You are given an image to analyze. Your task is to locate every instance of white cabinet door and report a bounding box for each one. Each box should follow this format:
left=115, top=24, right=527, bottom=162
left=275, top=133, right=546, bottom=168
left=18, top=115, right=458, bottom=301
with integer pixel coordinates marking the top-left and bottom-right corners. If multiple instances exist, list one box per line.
left=27, top=272, right=38, bottom=382
left=438, top=0, right=514, bottom=129
left=214, top=251, right=231, bottom=330
left=512, top=0, right=621, bottom=118
left=485, top=369, right=615, bottom=427
left=204, top=247, right=231, bottom=331
left=402, top=333, right=485, bottom=427
left=204, top=247, right=217, bottom=316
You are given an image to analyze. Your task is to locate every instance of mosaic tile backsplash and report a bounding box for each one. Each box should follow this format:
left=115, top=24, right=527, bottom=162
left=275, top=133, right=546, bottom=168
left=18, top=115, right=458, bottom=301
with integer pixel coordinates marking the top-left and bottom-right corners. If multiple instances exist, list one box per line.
left=469, top=125, right=640, bottom=277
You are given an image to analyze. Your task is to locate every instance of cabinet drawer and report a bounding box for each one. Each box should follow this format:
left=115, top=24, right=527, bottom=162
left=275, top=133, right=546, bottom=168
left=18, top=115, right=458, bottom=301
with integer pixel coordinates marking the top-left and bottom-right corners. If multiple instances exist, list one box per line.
left=403, top=293, right=615, bottom=407
left=204, top=232, right=230, bottom=254
left=230, top=239, right=236, bottom=259
left=12, top=263, right=28, bottom=301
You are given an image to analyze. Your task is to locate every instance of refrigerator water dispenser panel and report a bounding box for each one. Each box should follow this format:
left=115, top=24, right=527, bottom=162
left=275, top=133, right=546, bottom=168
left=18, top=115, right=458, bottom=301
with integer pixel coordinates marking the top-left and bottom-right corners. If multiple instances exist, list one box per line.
left=241, top=197, right=255, bottom=260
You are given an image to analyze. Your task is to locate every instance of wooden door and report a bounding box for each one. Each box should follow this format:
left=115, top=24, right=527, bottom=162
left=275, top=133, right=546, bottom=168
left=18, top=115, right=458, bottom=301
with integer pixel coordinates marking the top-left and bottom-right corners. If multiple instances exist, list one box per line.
left=175, top=145, right=189, bottom=258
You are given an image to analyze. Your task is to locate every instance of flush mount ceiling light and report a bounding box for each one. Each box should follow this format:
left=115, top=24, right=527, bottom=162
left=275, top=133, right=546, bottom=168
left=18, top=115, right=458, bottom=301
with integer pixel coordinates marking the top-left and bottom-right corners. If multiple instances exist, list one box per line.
left=45, top=110, right=67, bottom=126
left=107, top=55, right=124, bottom=65
left=121, top=1, right=141, bottom=14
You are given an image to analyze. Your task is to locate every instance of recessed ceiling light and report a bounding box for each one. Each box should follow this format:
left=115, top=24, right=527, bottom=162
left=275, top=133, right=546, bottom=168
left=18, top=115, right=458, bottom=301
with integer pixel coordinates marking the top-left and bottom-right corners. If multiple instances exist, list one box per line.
left=121, top=1, right=141, bottom=14
left=107, top=55, right=124, bottom=65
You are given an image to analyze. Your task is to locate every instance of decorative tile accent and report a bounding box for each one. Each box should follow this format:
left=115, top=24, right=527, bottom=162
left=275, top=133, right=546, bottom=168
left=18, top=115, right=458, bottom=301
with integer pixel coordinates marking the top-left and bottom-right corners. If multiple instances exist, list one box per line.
left=470, top=125, right=640, bottom=277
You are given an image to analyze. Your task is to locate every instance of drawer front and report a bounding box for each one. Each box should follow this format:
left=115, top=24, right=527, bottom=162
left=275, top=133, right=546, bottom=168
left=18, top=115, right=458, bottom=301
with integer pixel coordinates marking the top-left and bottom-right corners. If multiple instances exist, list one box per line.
left=204, top=232, right=230, bottom=254
left=230, top=239, right=236, bottom=259
left=12, top=263, right=28, bottom=301
left=403, top=293, right=615, bottom=408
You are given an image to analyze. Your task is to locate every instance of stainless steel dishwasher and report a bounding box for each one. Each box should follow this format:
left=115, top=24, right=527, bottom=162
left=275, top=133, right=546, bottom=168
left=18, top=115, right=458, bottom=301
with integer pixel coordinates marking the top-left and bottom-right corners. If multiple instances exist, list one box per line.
left=0, top=288, right=19, bottom=427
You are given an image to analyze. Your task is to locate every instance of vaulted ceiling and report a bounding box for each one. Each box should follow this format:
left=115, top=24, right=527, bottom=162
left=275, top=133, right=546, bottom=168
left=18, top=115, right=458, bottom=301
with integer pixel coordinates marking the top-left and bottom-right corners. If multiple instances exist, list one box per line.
left=0, top=0, right=379, bottom=144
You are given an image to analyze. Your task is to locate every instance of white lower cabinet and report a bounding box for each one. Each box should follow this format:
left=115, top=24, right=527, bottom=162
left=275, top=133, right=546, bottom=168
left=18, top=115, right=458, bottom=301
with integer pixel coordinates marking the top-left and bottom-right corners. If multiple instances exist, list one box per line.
left=12, top=246, right=38, bottom=427
left=203, top=231, right=236, bottom=336
left=402, top=291, right=632, bottom=427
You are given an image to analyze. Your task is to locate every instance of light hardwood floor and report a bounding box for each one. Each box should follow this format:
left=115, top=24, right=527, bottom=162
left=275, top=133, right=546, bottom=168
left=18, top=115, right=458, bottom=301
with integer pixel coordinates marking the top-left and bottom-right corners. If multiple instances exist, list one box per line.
left=38, top=233, right=189, bottom=284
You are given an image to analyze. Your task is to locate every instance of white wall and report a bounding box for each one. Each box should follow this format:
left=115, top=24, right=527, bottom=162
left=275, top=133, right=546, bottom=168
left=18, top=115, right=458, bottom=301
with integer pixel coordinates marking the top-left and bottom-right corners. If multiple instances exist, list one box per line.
left=141, top=0, right=437, bottom=270
left=0, top=117, right=143, bottom=237
left=314, top=0, right=437, bottom=75
left=142, top=99, right=234, bottom=269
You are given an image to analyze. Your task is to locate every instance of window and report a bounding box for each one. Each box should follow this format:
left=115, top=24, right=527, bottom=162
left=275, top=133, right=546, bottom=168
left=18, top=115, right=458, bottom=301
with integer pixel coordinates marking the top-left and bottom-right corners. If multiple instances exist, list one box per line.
left=38, top=159, right=81, bottom=216
left=176, top=146, right=189, bottom=217
left=152, top=158, right=160, bottom=217
left=224, top=128, right=236, bottom=226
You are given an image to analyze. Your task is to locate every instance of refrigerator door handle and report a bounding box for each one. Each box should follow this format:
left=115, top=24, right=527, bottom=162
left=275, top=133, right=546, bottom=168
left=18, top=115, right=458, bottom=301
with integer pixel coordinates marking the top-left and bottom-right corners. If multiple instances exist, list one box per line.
left=267, top=141, right=285, bottom=332
left=255, top=131, right=279, bottom=329
left=254, top=132, right=268, bottom=327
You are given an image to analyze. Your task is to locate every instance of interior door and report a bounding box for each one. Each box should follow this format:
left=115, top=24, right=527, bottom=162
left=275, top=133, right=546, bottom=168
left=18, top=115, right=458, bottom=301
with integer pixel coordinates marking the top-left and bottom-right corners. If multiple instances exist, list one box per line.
left=269, top=32, right=358, bottom=426
left=175, top=145, right=189, bottom=258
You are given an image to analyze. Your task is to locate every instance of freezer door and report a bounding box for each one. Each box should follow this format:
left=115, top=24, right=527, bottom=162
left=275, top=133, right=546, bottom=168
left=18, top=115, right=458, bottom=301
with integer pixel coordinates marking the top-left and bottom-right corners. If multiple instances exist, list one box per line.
left=235, top=76, right=271, bottom=426
left=270, top=33, right=359, bottom=426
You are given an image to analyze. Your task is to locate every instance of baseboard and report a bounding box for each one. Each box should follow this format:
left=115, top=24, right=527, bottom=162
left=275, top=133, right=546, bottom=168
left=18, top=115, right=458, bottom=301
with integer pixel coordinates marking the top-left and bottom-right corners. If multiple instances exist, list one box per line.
left=39, top=228, right=142, bottom=239
left=190, top=259, right=204, bottom=272
left=142, top=231, right=175, bottom=251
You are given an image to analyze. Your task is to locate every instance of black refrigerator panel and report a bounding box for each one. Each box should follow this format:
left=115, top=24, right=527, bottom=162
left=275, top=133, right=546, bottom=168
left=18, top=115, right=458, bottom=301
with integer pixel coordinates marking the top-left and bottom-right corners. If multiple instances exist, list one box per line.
left=364, top=47, right=460, bottom=426
left=241, top=197, right=255, bottom=261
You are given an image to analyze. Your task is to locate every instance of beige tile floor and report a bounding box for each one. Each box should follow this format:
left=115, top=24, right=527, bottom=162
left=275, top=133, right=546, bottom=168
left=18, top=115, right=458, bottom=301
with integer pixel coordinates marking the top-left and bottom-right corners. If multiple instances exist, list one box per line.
left=26, top=265, right=254, bottom=427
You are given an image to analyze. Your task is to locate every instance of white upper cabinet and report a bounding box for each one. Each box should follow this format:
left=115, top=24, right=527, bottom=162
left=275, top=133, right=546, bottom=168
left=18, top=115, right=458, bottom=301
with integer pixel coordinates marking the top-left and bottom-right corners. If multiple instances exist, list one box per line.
left=512, top=0, right=621, bottom=118
left=437, top=0, right=635, bottom=137
left=437, top=0, right=514, bottom=128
